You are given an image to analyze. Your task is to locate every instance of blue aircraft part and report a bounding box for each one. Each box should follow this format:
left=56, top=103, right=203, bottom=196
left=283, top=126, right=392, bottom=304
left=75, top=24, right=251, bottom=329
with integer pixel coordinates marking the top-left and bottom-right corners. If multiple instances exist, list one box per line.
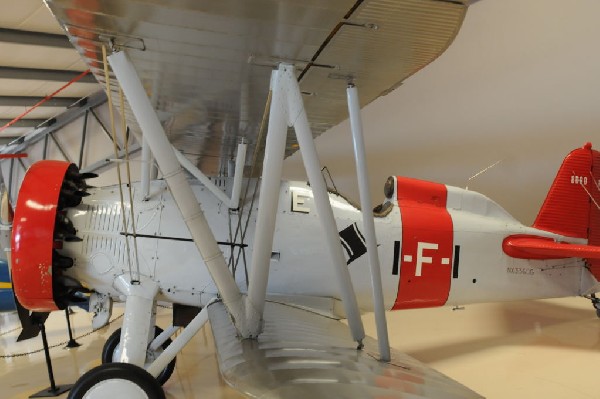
left=0, top=259, right=16, bottom=312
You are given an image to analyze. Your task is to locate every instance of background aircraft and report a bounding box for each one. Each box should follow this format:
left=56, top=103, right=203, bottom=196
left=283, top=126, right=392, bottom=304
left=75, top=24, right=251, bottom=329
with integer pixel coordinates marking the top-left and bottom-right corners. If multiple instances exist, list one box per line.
left=0, top=259, right=15, bottom=312
left=0, top=187, right=52, bottom=342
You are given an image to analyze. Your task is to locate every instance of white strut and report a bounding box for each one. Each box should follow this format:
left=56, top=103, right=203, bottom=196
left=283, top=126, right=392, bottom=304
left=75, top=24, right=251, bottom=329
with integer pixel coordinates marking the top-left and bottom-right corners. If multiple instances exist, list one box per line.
left=246, top=64, right=365, bottom=344
left=108, top=51, right=248, bottom=335
left=346, top=83, right=390, bottom=361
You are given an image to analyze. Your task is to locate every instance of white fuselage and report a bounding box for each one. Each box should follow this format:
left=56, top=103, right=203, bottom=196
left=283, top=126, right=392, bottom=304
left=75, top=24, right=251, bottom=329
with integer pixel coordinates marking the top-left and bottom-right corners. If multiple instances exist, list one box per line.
left=61, top=178, right=596, bottom=318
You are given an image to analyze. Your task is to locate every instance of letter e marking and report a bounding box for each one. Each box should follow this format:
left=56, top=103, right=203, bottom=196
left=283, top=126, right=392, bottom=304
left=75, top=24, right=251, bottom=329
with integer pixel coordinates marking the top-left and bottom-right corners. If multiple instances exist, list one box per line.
left=292, top=190, right=310, bottom=213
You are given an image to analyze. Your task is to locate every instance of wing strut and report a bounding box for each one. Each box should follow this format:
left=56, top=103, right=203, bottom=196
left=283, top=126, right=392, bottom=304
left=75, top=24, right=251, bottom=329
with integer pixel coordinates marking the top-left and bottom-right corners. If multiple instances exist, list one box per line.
left=173, top=142, right=247, bottom=209
left=346, top=83, right=390, bottom=361
left=229, top=139, right=247, bottom=210
left=107, top=51, right=248, bottom=335
left=245, top=64, right=365, bottom=344
left=140, top=137, right=153, bottom=200
left=173, top=148, right=231, bottom=205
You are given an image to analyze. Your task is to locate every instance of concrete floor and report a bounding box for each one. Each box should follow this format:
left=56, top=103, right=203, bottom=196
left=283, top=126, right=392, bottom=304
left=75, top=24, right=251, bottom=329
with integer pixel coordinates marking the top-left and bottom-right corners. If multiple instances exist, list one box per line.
left=0, top=297, right=598, bottom=399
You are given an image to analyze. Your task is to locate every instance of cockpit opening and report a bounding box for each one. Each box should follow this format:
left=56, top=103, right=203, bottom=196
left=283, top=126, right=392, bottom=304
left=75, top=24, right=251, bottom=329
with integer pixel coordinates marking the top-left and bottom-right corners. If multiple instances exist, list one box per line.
left=374, top=176, right=395, bottom=217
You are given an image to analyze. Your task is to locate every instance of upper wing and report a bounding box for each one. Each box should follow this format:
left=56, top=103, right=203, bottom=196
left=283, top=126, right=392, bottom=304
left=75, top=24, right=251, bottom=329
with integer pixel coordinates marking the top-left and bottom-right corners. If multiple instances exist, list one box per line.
left=45, top=0, right=470, bottom=176
left=208, top=301, right=483, bottom=399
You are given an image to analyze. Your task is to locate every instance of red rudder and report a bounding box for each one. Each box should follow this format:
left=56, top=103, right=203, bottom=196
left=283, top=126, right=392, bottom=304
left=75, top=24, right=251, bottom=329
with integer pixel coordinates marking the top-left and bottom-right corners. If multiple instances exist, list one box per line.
left=532, top=143, right=600, bottom=280
left=533, top=143, right=599, bottom=239
left=587, top=146, right=600, bottom=279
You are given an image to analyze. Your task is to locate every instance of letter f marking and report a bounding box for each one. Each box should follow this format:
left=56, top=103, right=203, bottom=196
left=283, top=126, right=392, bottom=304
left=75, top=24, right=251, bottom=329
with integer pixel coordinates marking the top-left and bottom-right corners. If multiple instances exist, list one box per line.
left=416, top=242, right=438, bottom=276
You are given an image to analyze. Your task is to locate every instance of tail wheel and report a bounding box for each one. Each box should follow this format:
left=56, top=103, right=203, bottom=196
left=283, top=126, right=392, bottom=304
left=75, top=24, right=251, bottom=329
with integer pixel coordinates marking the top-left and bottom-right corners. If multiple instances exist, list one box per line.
left=67, top=363, right=165, bottom=399
left=101, top=326, right=176, bottom=386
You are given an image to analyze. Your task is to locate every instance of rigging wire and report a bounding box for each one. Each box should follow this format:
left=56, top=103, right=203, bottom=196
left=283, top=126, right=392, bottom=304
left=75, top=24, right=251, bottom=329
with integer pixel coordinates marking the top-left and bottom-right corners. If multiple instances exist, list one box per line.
left=101, top=45, right=137, bottom=284
left=230, top=90, right=273, bottom=285
left=581, top=182, right=600, bottom=211
left=118, top=86, right=142, bottom=282
left=577, top=171, right=600, bottom=212
left=227, top=205, right=236, bottom=275
left=591, top=172, right=600, bottom=193
left=321, top=166, right=338, bottom=193
left=589, top=171, right=600, bottom=212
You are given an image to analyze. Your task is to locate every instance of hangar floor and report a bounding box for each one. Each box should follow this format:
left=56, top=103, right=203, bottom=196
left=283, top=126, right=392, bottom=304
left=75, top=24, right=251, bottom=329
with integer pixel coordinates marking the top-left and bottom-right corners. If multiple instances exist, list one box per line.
left=0, top=297, right=598, bottom=399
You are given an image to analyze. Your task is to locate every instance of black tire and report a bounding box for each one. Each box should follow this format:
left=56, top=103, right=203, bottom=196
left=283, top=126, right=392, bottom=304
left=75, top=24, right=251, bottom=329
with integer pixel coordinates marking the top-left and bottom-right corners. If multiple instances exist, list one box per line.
left=101, top=326, right=176, bottom=386
left=68, top=363, right=165, bottom=399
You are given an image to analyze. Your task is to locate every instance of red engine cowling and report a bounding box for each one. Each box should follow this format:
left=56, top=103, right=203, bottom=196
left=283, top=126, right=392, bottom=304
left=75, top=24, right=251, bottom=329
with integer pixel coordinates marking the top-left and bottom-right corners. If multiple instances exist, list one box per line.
left=11, top=160, right=93, bottom=312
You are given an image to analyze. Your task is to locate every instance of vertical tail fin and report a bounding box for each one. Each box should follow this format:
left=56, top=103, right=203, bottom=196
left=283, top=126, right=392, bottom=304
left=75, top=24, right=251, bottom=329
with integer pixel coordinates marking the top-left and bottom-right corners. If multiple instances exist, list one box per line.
left=533, top=143, right=600, bottom=278
left=533, top=143, right=600, bottom=239
left=586, top=146, right=600, bottom=280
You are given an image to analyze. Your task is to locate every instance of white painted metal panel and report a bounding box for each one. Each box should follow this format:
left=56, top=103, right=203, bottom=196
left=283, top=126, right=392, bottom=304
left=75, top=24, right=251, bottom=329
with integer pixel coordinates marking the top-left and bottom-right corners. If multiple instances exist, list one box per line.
left=209, top=300, right=483, bottom=399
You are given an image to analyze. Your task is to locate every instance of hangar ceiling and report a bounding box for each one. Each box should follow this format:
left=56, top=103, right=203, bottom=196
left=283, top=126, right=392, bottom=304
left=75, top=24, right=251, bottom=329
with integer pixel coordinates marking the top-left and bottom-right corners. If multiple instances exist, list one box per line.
left=0, top=0, right=99, bottom=141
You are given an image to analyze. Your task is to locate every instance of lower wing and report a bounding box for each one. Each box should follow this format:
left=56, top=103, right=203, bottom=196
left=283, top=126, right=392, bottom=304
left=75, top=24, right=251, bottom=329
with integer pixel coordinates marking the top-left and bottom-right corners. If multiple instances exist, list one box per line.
left=208, top=301, right=483, bottom=399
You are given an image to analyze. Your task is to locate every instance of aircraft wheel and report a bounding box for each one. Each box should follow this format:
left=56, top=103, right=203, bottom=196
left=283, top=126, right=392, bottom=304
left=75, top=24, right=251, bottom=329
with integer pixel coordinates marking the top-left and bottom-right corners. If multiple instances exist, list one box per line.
left=596, top=308, right=600, bottom=319
left=101, top=326, right=176, bottom=386
left=68, top=363, right=165, bottom=399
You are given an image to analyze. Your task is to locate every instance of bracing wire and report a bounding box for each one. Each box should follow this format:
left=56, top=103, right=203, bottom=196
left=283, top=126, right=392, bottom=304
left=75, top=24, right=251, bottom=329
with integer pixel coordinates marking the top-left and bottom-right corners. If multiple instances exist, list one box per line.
left=581, top=180, right=600, bottom=212
left=572, top=170, right=600, bottom=212
left=118, top=86, right=142, bottom=282
left=230, top=90, right=272, bottom=284
left=591, top=171, right=600, bottom=196
left=227, top=207, right=235, bottom=274
left=101, top=45, right=136, bottom=283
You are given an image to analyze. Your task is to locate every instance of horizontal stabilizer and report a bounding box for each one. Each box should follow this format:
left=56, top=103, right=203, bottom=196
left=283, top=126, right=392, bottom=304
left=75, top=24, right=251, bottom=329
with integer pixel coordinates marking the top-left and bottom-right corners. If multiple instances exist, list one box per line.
left=503, top=234, right=600, bottom=260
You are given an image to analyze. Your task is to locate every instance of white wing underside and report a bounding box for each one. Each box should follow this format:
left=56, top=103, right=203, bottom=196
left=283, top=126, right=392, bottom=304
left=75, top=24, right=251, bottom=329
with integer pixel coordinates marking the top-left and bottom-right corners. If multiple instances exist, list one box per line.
left=46, top=0, right=470, bottom=176
left=208, top=301, right=483, bottom=399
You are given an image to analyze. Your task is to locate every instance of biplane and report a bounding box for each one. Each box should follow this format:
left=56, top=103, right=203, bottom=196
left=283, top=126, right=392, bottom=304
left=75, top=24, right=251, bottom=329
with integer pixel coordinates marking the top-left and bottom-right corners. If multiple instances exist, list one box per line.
left=3, top=1, right=600, bottom=398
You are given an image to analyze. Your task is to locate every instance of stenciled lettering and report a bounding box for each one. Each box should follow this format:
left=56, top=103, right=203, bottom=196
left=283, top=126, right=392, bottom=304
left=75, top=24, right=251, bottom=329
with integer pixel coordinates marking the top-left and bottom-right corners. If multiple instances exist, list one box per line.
left=506, top=267, right=534, bottom=275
